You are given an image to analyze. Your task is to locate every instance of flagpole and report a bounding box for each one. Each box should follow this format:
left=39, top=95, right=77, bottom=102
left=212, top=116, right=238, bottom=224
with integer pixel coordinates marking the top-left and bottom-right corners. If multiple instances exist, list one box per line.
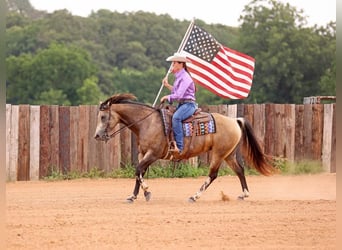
left=152, top=18, right=195, bottom=107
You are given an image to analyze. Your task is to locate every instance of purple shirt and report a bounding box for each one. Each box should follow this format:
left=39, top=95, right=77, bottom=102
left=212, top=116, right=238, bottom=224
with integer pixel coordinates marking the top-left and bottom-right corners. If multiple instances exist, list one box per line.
left=168, top=68, right=196, bottom=103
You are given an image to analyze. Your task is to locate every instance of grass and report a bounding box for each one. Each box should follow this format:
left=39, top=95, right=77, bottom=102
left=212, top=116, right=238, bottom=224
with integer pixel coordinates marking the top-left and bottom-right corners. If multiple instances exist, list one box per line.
left=43, top=159, right=325, bottom=181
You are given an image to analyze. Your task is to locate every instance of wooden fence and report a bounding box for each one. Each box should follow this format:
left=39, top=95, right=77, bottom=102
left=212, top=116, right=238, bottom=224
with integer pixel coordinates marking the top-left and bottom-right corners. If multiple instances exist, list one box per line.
left=6, top=103, right=336, bottom=181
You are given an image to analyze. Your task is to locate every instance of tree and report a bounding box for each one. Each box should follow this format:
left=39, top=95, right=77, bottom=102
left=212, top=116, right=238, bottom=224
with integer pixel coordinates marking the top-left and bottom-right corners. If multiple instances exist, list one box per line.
left=238, top=0, right=336, bottom=103
left=76, top=76, right=105, bottom=105
left=36, top=89, right=71, bottom=105
left=6, top=43, right=98, bottom=105
left=319, top=56, right=336, bottom=95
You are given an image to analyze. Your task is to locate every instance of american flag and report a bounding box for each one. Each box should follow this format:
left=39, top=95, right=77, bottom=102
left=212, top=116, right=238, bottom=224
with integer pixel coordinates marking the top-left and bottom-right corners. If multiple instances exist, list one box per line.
left=180, top=25, right=255, bottom=99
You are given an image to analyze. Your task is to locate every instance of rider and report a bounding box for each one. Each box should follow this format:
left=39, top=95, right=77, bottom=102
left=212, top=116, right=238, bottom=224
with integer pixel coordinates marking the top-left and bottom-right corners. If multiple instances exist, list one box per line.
left=160, top=52, right=197, bottom=155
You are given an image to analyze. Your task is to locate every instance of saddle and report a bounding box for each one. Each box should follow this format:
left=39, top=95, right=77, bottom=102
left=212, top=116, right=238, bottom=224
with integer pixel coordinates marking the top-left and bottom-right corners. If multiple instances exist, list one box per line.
left=159, top=104, right=216, bottom=157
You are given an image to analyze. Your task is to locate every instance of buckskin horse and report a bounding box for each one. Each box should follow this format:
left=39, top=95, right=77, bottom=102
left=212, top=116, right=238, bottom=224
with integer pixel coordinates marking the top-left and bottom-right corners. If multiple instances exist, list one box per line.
left=94, top=93, right=275, bottom=203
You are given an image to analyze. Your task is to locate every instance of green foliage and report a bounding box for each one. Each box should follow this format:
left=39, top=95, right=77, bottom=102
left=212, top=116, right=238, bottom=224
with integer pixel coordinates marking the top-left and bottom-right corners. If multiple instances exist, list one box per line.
left=6, top=0, right=335, bottom=105
left=281, top=160, right=324, bottom=175
left=319, top=56, right=336, bottom=95
left=238, top=0, right=336, bottom=103
left=76, top=76, right=105, bottom=105
left=43, top=159, right=324, bottom=181
left=36, top=89, right=71, bottom=105
left=6, top=43, right=98, bottom=105
left=43, top=166, right=107, bottom=181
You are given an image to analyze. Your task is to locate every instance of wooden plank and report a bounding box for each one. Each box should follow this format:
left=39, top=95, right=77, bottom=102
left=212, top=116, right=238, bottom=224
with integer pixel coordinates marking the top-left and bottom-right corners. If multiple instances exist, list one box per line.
left=87, top=105, right=96, bottom=171
left=29, top=106, right=40, bottom=181
left=264, top=104, right=275, bottom=156
left=77, top=105, right=89, bottom=173
left=207, top=105, right=218, bottom=113
left=243, top=104, right=254, bottom=126
left=294, top=105, right=305, bottom=162
left=39, top=106, right=50, bottom=178
left=330, top=104, right=336, bottom=172
left=199, top=104, right=210, bottom=113
left=227, top=104, right=237, bottom=118
left=69, top=106, right=79, bottom=172
left=17, top=105, right=30, bottom=181
left=236, top=104, right=244, bottom=117
left=6, top=104, right=18, bottom=181
left=273, top=104, right=285, bottom=158
left=49, top=106, right=59, bottom=173
left=59, top=106, right=70, bottom=174
left=311, top=104, right=323, bottom=162
left=10, top=105, right=19, bottom=180
left=217, top=104, right=228, bottom=116
left=303, top=104, right=313, bottom=160
left=284, top=104, right=296, bottom=162
left=252, top=104, right=265, bottom=148
left=322, top=104, right=333, bottom=172
left=6, top=104, right=11, bottom=181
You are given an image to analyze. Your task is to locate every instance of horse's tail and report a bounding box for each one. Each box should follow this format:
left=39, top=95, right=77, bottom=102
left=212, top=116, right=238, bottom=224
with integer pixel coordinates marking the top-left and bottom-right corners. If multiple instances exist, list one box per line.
left=236, top=118, right=276, bottom=176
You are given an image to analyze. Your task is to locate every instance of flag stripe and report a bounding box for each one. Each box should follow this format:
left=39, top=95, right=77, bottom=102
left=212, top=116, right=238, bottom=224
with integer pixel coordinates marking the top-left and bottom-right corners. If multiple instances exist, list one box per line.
left=221, top=47, right=255, bottom=79
left=213, top=50, right=253, bottom=86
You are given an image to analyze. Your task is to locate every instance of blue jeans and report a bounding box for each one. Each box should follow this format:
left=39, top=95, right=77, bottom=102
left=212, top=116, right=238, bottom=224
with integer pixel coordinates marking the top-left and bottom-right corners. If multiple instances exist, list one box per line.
left=172, top=102, right=197, bottom=151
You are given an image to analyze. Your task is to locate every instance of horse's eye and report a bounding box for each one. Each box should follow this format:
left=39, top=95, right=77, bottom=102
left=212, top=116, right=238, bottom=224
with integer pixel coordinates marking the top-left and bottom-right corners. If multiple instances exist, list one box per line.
left=101, top=115, right=106, bottom=122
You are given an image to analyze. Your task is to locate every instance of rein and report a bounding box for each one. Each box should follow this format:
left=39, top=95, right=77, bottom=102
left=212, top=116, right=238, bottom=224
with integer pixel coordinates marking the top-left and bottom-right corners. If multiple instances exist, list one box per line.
left=104, top=106, right=157, bottom=142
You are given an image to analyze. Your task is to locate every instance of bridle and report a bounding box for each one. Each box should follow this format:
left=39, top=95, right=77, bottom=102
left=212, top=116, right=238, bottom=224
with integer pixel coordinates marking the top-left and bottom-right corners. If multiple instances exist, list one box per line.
left=99, top=104, right=157, bottom=143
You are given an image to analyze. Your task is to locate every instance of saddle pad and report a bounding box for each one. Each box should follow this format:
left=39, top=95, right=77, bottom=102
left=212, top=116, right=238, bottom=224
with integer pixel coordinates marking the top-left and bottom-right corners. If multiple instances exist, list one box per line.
left=183, top=115, right=216, bottom=137
left=160, top=108, right=172, bottom=135
left=159, top=108, right=216, bottom=137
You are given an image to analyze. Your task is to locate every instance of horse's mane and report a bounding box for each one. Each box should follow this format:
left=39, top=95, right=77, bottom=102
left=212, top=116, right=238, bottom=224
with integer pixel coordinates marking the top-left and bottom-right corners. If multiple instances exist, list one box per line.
left=99, top=93, right=153, bottom=110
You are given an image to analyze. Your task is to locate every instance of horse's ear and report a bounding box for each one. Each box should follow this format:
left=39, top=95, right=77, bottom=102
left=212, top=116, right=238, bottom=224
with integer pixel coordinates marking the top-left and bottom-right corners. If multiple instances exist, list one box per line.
left=99, top=102, right=109, bottom=111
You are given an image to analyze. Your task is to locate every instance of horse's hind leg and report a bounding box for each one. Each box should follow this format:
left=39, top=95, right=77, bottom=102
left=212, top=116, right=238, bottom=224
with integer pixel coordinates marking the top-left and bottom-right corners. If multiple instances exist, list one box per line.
left=225, top=151, right=250, bottom=200
left=188, top=158, right=221, bottom=202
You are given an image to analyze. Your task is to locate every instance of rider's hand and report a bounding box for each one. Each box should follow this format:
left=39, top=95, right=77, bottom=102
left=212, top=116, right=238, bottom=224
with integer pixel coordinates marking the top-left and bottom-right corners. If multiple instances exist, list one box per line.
left=160, top=95, right=169, bottom=103
left=162, top=77, right=168, bottom=86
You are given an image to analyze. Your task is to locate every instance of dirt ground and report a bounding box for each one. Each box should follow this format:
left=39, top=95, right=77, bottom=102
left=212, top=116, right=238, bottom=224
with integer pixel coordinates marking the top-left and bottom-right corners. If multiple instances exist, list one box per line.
left=6, top=173, right=336, bottom=250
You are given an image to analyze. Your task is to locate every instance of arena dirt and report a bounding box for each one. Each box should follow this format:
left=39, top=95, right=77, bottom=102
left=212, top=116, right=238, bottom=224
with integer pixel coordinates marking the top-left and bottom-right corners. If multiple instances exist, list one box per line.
left=6, top=173, right=336, bottom=249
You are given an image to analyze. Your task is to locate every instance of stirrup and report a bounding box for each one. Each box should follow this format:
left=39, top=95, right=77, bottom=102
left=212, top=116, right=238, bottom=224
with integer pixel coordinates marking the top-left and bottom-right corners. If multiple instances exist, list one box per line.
left=168, top=141, right=179, bottom=151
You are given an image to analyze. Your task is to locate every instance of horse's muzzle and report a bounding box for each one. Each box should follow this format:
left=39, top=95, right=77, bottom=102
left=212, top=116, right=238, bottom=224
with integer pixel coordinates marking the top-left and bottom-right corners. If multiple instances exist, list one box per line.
left=94, top=133, right=110, bottom=143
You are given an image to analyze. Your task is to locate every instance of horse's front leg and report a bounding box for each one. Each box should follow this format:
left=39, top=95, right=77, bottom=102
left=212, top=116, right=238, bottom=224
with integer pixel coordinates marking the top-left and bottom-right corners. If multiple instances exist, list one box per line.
left=126, top=168, right=151, bottom=203
left=126, top=177, right=141, bottom=203
left=126, top=152, right=155, bottom=203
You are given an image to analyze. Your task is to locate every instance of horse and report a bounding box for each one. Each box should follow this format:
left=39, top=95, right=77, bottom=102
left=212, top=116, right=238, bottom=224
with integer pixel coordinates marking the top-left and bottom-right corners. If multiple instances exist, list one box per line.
left=94, top=93, right=276, bottom=203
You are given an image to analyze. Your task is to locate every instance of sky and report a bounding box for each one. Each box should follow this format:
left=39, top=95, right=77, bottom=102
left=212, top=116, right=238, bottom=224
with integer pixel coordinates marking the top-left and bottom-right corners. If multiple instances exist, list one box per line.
left=29, top=0, right=336, bottom=27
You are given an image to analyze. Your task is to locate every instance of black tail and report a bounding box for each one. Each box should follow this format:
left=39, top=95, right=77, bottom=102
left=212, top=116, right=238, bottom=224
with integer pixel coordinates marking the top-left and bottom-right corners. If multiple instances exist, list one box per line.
left=236, top=118, right=276, bottom=176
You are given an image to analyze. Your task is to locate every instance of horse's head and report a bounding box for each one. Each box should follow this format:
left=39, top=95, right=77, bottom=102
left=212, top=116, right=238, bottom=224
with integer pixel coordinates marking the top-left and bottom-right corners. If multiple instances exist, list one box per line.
left=94, top=93, right=137, bottom=142
left=93, top=100, right=120, bottom=142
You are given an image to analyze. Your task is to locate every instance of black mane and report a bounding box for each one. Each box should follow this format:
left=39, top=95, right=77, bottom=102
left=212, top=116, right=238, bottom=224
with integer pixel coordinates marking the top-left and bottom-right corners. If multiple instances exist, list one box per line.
left=99, top=93, right=154, bottom=110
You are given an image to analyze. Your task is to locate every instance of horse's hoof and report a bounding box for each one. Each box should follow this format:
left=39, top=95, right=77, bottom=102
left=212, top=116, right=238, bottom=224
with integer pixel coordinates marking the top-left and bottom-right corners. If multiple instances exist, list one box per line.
left=237, top=196, right=245, bottom=200
left=144, top=191, right=151, bottom=201
left=188, top=197, right=196, bottom=203
left=126, top=198, right=135, bottom=203
left=126, top=195, right=137, bottom=203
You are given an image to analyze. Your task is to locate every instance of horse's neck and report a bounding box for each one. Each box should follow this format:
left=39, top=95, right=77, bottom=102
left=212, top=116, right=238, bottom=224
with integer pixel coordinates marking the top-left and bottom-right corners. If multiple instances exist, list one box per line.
left=114, top=104, right=157, bottom=134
